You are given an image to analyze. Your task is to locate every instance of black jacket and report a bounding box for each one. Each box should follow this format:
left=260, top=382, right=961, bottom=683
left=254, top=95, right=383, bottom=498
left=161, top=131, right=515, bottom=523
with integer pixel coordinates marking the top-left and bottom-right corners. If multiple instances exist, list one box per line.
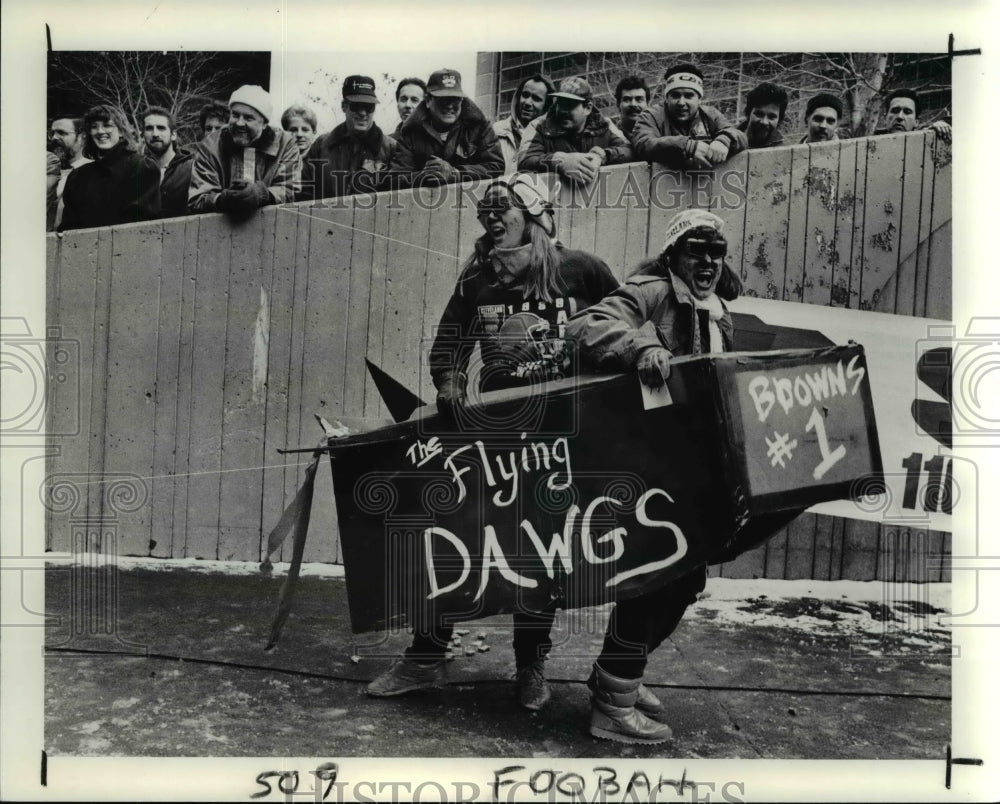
left=59, top=144, right=161, bottom=231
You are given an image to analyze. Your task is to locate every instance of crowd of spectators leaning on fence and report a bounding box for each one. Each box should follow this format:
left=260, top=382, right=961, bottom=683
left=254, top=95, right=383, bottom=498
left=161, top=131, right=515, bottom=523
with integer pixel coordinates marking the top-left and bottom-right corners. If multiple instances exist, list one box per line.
left=48, top=62, right=952, bottom=232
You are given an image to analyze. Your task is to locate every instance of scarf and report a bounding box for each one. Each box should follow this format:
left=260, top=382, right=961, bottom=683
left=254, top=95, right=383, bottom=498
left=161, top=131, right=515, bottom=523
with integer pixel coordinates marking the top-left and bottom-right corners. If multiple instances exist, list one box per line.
left=692, top=293, right=725, bottom=353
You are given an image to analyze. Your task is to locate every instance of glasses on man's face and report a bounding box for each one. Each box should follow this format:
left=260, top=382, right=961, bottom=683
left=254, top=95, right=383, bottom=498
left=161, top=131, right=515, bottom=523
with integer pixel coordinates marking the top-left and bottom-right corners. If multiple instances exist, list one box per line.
left=348, top=102, right=375, bottom=115
left=476, top=196, right=513, bottom=218
left=681, top=237, right=727, bottom=259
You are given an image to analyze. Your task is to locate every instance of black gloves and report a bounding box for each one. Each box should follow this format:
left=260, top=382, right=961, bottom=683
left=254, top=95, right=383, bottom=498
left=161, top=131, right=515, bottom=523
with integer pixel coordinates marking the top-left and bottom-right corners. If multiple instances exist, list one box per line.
left=436, top=371, right=467, bottom=419
left=216, top=181, right=271, bottom=214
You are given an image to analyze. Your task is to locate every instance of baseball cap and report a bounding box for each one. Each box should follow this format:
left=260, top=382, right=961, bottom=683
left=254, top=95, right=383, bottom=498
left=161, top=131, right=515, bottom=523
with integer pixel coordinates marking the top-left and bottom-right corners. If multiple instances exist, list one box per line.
left=426, top=69, right=466, bottom=98
left=343, top=75, right=379, bottom=103
left=549, top=76, right=593, bottom=103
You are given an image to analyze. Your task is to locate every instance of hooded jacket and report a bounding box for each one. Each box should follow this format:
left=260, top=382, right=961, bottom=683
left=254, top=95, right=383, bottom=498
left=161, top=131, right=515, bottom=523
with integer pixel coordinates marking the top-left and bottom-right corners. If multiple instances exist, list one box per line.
left=493, top=91, right=546, bottom=174
left=299, top=121, right=397, bottom=200
left=517, top=108, right=633, bottom=172
left=632, top=103, right=747, bottom=169
left=387, top=99, right=504, bottom=188
left=59, top=143, right=161, bottom=231
left=566, top=269, right=734, bottom=373
left=188, top=126, right=301, bottom=213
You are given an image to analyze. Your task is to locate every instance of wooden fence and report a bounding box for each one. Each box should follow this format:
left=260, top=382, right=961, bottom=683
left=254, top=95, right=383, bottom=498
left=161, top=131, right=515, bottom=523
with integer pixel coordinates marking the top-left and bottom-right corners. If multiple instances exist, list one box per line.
left=45, top=130, right=951, bottom=580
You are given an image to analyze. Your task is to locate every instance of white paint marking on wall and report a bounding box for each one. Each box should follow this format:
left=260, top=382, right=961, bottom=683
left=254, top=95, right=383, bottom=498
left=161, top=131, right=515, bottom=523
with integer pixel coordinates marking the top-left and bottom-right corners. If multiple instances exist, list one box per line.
left=252, top=286, right=270, bottom=405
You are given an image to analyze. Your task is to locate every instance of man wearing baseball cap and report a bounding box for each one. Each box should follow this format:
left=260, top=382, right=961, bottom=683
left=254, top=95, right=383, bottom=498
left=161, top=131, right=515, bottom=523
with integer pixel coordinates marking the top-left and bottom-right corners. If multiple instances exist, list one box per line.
left=632, top=63, right=746, bottom=170
left=299, top=75, right=398, bottom=201
left=518, top=76, right=633, bottom=184
left=188, top=84, right=302, bottom=214
left=387, top=68, right=503, bottom=188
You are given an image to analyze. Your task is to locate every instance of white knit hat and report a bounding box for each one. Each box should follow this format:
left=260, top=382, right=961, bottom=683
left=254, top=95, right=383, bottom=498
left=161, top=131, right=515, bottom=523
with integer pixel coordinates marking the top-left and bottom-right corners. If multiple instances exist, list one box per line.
left=229, top=85, right=273, bottom=122
left=661, top=209, right=725, bottom=253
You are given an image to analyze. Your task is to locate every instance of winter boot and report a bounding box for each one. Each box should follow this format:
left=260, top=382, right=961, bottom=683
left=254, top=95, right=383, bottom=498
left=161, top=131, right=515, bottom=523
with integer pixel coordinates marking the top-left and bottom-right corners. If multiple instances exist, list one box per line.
left=588, top=664, right=673, bottom=744
left=366, top=657, right=447, bottom=697
left=515, top=659, right=551, bottom=711
left=587, top=666, right=666, bottom=719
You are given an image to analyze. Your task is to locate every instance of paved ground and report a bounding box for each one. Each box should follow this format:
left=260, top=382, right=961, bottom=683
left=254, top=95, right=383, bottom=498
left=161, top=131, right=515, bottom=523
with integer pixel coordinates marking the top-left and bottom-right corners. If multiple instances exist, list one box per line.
left=44, top=563, right=950, bottom=760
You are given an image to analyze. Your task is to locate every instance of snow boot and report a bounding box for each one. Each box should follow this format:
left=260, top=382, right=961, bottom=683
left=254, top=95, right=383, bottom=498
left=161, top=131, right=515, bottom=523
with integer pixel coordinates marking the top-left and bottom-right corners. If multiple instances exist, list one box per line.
left=587, top=665, right=666, bottom=719
left=588, top=664, right=674, bottom=744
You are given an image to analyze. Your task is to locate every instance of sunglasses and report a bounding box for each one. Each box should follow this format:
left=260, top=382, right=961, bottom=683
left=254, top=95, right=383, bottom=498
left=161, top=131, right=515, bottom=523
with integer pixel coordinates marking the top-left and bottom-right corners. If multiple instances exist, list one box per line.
left=476, top=196, right=514, bottom=218
left=680, top=237, right=727, bottom=259
left=347, top=102, right=375, bottom=114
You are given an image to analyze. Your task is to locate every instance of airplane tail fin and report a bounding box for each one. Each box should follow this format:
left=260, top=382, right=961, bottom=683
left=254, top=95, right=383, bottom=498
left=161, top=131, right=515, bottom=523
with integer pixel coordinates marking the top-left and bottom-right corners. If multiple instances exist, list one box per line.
left=365, top=360, right=428, bottom=423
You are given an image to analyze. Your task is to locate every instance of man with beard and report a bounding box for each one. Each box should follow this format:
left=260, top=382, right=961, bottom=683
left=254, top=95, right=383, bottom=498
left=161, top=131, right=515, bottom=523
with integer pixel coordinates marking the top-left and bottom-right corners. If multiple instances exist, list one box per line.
left=736, top=82, right=789, bottom=149
left=614, top=75, right=650, bottom=140
left=631, top=63, right=746, bottom=170
left=800, top=93, right=843, bottom=144
left=299, top=75, right=397, bottom=201
left=140, top=106, right=194, bottom=217
left=387, top=68, right=504, bottom=188
left=493, top=73, right=555, bottom=173
left=875, top=89, right=951, bottom=142
left=49, top=117, right=92, bottom=229
left=188, top=85, right=301, bottom=215
left=517, top=76, right=632, bottom=184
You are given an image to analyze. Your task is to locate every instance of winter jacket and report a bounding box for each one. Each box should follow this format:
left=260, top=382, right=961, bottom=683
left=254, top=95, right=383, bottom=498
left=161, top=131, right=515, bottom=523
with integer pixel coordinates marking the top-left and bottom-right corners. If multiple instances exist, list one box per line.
left=158, top=149, right=195, bottom=217
left=493, top=90, right=546, bottom=174
left=736, top=118, right=786, bottom=149
left=59, top=143, right=161, bottom=231
left=518, top=110, right=633, bottom=173
left=566, top=269, right=734, bottom=373
left=299, top=122, right=397, bottom=201
left=188, top=126, right=301, bottom=213
left=632, top=103, right=747, bottom=169
left=386, top=100, right=504, bottom=188
left=430, top=243, right=620, bottom=393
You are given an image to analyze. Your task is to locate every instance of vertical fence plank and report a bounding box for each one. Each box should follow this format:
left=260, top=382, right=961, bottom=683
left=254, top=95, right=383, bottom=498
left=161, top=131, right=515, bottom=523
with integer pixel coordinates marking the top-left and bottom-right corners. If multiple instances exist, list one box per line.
left=622, top=163, right=652, bottom=280
left=783, top=512, right=816, bottom=579
left=217, top=213, right=271, bottom=561
left=885, top=132, right=929, bottom=315
left=911, top=132, right=937, bottom=318
left=185, top=216, right=232, bottom=559
left=925, top=136, right=952, bottom=320
left=782, top=145, right=812, bottom=302
left=740, top=147, right=792, bottom=300
left=763, top=525, right=789, bottom=578
left=646, top=166, right=689, bottom=258
left=800, top=142, right=842, bottom=307
left=344, top=202, right=376, bottom=418
left=299, top=204, right=356, bottom=564
left=858, top=134, right=906, bottom=312
left=380, top=187, right=432, bottom=396
left=150, top=218, right=188, bottom=558
left=846, top=139, right=870, bottom=311
left=829, top=140, right=859, bottom=308
left=719, top=543, right=766, bottom=579
left=841, top=518, right=879, bottom=580
left=711, top=150, right=748, bottom=275
left=363, top=193, right=392, bottom=420
left=261, top=206, right=299, bottom=559
left=591, top=166, right=630, bottom=273
left=102, top=223, right=162, bottom=555
left=86, top=229, right=115, bottom=528
left=170, top=217, right=201, bottom=558
left=810, top=513, right=835, bottom=580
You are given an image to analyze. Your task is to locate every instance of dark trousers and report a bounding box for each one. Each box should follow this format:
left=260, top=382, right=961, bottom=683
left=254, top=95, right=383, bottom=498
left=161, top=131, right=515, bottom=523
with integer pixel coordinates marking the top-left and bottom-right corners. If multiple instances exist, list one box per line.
left=406, top=609, right=556, bottom=670
left=596, top=566, right=707, bottom=679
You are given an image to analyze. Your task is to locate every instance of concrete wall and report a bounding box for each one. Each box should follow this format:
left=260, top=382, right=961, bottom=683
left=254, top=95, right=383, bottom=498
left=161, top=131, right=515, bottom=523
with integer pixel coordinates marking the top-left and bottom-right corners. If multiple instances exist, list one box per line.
left=45, top=130, right=951, bottom=580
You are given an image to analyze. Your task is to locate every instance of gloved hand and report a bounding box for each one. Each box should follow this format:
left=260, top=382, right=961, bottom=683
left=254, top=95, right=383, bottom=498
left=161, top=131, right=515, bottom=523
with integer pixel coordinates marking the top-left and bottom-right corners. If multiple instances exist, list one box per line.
left=436, top=372, right=467, bottom=419
left=554, top=152, right=599, bottom=184
left=216, top=181, right=270, bottom=214
left=424, top=156, right=459, bottom=182
left=637, top=347, right=672, bottom=388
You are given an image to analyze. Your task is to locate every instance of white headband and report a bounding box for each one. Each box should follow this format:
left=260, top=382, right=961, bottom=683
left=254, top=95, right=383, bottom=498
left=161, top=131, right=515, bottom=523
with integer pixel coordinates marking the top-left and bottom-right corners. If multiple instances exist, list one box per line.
left=663, top=72, right=704, bottom=98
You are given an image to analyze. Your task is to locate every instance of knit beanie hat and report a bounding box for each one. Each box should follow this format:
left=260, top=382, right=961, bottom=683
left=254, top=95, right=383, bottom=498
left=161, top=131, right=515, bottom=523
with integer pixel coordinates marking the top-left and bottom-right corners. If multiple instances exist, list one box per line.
left=482, top=172, right=556, bottom=237
left=805, top=92, right=843, bottom=121
left=229, top=85, right=273, bottom=122
left=661, top=209, right=725, bottom=254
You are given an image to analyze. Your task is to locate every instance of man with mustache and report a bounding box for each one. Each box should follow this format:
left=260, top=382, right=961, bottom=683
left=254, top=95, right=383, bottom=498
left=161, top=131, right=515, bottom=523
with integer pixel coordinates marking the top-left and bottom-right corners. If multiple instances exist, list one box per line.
left=517, top=76, right=633, bottom=184
left=48, top=116, right=92, bottom=230
left=632, top=63, right=746, bottom=170
left=875, top=89, right=951, bottom=142
left=188, top=85, right=301, bottom=215
left=736, top=82, right=789, bottom=149
left=387, top=68, right=503, bottom=188
left=140, top=106, right=194, bottom=218
left=614, top=75, right=650, bottom=140
left=800, top=93, right=843, bottom=144
left=493, top=73, right=555, bottom=173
